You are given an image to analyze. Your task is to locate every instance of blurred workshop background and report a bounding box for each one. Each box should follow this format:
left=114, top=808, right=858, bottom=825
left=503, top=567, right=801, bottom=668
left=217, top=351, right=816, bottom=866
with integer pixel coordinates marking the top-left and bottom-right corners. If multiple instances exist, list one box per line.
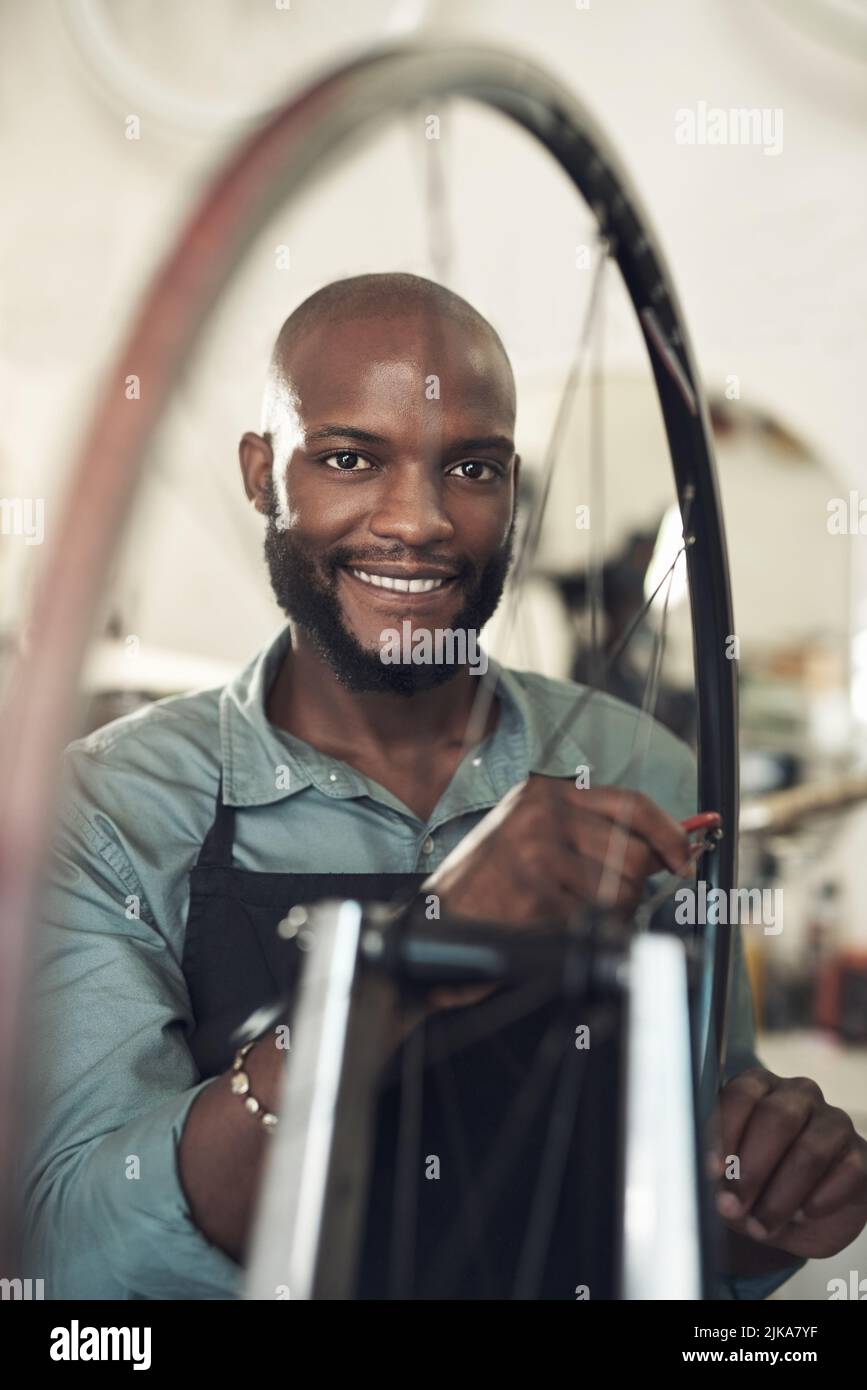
left=2, top=0, right=867, bottom=1298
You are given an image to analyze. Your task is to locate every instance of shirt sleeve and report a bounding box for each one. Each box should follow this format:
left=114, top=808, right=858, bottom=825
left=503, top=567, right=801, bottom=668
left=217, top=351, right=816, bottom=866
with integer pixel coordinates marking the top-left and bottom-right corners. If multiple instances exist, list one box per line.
left=17, top=778, right=243, bottom=1300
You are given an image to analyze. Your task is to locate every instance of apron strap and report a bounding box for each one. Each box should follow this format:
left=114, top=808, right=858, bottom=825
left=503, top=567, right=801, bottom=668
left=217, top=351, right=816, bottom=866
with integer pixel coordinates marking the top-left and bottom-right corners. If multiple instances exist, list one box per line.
left=195, top=771, right=236, bottom=868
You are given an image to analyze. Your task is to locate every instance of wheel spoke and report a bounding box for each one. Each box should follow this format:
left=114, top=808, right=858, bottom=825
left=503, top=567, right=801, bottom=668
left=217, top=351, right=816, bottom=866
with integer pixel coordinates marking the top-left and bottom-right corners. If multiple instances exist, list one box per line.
left=388, top=1013, right=427, bottom=1296
left=420, top=1001, right=572, bottom=1295
left=461, top=238, right=612, bottom=755
left=512, top=1003, right=617, bottom=1299
left=428, top=1050, right=497, bottom=1297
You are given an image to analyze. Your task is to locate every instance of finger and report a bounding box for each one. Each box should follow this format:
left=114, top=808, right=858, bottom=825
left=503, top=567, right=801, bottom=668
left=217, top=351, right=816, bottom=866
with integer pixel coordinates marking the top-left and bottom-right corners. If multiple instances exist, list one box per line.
left=716, top=1067, right=777, bottom=1154
left=565, top=786, right=691, bottom=874
left=803, top=1140, right=867, bottom=1220
left=511, top=851, right=585, bottom=922
left=714, top=1068, right=776, bottom=1219
left=721, top=1075, right=817, bottom=1221
left=596, top=820, right=670, bottom=894
left=747, top=1109, right=852, bottom=1238
left=532, top=841, right=644, bottom=914
left=552, top=822, right=652, bottom=908
left=556, top=810, right=668, bottom=891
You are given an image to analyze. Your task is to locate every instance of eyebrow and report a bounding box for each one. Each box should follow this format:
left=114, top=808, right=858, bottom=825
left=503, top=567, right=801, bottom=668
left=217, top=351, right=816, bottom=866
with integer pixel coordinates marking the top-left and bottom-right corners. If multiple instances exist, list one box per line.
left=305, top=425, right=515, bottom=453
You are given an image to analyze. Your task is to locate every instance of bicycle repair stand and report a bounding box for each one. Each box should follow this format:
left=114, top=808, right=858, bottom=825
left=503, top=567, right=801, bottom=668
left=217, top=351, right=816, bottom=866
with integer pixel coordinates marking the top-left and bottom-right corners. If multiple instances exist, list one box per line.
left=244, top=897, right=709, bottom=1300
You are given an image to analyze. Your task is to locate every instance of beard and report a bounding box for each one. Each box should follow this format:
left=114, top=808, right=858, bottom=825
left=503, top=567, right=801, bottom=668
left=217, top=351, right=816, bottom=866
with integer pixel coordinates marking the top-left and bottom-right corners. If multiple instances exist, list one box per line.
left=262, top=477, right=515, bottom=695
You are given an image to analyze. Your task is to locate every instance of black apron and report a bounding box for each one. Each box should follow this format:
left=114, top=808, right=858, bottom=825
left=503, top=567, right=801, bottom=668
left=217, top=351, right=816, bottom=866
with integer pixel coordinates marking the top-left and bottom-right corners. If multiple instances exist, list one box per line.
left=182, top=775, right=621, bottom=1299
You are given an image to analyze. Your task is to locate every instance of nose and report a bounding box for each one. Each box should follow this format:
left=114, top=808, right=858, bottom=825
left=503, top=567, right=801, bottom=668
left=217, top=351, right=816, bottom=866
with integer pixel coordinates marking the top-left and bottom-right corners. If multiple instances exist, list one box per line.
left=368, top=463, right=455, bottom=549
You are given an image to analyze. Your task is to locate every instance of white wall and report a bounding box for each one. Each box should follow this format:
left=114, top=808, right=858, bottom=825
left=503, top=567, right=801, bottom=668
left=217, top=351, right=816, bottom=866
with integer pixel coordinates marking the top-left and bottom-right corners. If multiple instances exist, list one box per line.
left=1, top=0, right=865, bottom=667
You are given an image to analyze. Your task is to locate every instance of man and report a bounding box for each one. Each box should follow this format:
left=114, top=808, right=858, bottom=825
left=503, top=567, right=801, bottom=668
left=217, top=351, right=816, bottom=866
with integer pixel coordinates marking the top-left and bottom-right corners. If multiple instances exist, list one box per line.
left=20, top=273, right=867, bottom=1299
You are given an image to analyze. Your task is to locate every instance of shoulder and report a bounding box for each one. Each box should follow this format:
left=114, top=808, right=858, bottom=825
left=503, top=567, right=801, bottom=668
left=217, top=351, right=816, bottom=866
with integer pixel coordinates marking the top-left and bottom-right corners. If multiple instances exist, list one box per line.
left=65, top=683, right=221, bottom=775
left=502, top=666, right=697, bottom=818
left=57, top=685, right=223, bottom=846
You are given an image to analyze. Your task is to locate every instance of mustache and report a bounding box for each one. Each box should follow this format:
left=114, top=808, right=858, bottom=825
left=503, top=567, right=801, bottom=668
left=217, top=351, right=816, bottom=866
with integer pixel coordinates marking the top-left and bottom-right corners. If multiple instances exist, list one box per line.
left=325, top=545, right=475, bottom=583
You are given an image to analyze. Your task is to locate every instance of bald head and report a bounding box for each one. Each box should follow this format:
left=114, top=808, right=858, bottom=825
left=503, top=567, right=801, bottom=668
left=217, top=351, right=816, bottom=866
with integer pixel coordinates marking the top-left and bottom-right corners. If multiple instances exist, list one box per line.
left=262, top=272, right=515, bottom=436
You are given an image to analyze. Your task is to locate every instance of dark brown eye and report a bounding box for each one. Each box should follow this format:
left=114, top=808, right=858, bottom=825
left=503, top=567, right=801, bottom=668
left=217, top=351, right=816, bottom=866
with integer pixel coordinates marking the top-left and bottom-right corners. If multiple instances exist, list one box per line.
left=449, top=460, right=497, bottom=481
left=323, top=451, right=373, bottom=472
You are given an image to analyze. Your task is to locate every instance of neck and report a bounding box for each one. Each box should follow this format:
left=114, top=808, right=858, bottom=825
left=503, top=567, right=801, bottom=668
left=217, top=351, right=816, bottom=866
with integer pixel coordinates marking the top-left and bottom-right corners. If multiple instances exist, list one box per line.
left=266, top=622, right=495, bottom=755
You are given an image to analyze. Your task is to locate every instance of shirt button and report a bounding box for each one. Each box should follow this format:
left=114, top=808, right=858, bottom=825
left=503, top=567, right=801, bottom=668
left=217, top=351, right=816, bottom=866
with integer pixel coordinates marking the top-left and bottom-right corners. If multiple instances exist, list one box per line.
left=421, top=835, right=435, bottom=855
left=329, top=772, right=338, bottom=783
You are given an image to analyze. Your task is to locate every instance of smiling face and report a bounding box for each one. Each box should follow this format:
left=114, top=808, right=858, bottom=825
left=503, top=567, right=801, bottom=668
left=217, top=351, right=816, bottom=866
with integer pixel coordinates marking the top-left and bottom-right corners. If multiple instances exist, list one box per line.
left=253, top=302, right=519, bottom=695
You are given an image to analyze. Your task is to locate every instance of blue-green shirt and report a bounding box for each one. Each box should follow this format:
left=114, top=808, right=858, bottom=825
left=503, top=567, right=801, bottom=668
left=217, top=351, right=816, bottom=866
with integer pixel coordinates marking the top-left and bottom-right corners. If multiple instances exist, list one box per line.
left=18, top=623, right=787, bottom=1300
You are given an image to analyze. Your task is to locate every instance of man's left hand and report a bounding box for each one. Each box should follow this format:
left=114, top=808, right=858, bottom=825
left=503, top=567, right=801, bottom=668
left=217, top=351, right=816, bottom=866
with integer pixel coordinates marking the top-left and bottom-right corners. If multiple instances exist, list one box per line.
left=711, top=1066, right=867, bottom=1259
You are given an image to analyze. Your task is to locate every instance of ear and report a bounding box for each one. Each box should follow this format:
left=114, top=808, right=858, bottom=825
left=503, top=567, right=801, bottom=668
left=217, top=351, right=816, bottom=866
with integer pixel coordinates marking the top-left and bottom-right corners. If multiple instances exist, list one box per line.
left=239, top=431, right=274, bottom=515
left=512, top=452, right=521, bottom=504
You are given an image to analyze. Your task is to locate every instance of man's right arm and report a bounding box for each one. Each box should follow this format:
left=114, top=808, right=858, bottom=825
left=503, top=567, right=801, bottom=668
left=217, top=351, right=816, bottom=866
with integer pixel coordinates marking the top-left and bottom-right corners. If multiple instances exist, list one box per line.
left=18, top=794, right=253, bottom=1299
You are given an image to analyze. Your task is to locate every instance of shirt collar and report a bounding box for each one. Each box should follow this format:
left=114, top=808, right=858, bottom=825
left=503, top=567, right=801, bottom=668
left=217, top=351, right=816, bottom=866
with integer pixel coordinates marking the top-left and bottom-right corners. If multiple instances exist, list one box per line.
left=219, top=624, right=588, bottom=808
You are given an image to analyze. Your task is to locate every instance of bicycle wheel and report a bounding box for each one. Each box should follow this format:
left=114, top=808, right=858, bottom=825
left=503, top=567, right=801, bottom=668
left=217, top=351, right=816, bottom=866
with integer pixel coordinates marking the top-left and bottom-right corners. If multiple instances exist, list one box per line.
left=0, top=41, right=737, bottom=1285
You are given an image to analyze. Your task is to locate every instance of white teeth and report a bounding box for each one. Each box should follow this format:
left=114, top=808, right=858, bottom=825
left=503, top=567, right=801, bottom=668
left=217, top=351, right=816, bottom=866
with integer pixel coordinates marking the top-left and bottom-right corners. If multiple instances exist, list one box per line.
left=350, top=569, right=446, bottom=593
